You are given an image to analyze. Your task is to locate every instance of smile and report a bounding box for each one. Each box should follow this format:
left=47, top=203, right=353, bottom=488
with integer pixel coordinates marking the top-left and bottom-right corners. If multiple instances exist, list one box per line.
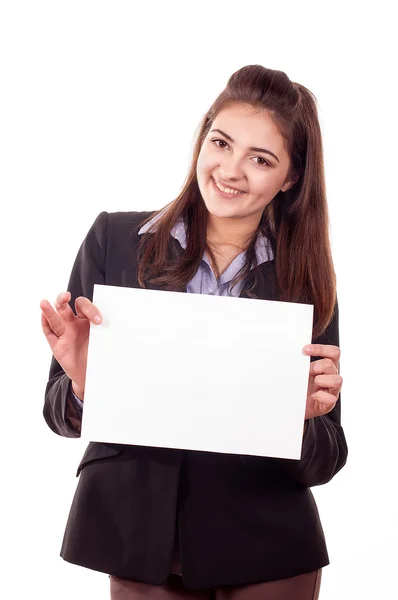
left=212, top=177, right=245, bottom=196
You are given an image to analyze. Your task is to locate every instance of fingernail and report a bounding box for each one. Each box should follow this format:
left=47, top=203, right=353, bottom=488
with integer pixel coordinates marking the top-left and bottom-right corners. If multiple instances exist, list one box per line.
left=93, top=315, right=101, bottom=324
left=61, top=292, right=68, bottom=301
left=304, top=345, right=312, bottom=354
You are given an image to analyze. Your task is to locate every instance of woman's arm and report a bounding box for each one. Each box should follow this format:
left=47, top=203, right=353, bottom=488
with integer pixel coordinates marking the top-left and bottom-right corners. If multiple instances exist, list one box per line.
left=275, top=297, right=348, bottom=487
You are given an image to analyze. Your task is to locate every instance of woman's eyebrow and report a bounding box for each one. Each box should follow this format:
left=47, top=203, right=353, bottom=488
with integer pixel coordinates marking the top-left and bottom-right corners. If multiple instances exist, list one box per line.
left=210, top=128, right=280, bottom=163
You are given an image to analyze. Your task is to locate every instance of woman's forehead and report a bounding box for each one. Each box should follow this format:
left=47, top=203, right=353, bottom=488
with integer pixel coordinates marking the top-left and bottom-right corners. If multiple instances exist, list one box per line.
left=211, top=105, right=288, bottom=157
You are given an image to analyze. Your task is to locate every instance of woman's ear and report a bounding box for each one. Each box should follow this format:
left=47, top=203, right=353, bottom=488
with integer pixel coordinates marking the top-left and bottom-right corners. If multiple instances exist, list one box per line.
left=281, top=172, right=300, bottom=192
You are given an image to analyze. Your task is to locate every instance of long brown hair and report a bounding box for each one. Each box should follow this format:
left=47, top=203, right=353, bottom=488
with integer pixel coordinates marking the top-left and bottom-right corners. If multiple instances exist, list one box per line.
left=136, top=65, right=336, bottom=339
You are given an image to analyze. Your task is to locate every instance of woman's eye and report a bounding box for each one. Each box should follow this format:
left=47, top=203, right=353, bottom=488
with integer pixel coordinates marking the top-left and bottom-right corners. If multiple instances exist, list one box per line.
left=211, top=138, right=228, bottom=149
left=254, top=157, right=271, bottom=167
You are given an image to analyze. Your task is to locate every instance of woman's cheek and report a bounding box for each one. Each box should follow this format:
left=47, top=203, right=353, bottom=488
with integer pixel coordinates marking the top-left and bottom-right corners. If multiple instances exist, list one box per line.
left=197, top=150, right=214, bottom=174
left=253, top=174, right=279, bottom=196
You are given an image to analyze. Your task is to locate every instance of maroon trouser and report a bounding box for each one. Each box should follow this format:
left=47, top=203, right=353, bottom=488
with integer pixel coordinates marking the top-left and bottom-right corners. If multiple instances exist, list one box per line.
left=109, top=570, right=322, bottom=600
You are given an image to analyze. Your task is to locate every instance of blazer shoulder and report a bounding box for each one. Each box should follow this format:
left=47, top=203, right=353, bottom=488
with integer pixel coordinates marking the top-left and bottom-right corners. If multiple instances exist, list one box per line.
left=78, top=210, right=157, bottom=255
left=108, top=210, right=157, bottom=233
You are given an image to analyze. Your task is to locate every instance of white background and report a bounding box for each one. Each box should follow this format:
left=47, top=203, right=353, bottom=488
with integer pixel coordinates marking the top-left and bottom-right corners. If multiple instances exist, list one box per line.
left=1, top=1, right=396, bottom=598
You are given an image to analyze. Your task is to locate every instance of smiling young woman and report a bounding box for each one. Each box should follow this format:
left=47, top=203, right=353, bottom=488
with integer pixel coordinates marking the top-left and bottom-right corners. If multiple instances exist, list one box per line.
left=41, top=64, right=347, bottom=600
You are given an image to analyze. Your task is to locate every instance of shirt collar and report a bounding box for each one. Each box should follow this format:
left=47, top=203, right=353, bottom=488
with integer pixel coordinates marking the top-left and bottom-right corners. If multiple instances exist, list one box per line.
left=138, top=209, right=274, bottom=266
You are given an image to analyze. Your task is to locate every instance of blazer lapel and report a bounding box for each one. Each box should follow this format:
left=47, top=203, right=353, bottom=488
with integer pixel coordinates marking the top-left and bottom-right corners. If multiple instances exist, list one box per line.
left=239, top=259, right=280, bottom=302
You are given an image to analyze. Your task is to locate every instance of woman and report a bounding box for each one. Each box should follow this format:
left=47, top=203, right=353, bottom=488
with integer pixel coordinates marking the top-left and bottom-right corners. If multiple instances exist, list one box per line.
left=40, top=65, right=347, bottom=600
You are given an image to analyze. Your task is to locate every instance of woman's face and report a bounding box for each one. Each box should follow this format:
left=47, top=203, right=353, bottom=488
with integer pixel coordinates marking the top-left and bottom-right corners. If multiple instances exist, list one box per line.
left=196, top=103, right=297, bottom=221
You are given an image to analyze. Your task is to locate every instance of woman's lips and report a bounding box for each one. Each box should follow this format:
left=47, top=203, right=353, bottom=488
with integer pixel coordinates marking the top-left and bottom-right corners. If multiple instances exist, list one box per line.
left=211, top=177, right=246, bottom=199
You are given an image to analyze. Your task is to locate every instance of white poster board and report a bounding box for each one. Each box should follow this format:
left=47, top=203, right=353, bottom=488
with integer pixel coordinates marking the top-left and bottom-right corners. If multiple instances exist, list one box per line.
left=81, top=284, right=314, bottom=459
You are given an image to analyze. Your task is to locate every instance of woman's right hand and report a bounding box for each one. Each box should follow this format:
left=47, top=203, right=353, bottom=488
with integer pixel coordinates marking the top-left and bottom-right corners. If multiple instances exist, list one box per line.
left=40, top=291, right=103, bottom=399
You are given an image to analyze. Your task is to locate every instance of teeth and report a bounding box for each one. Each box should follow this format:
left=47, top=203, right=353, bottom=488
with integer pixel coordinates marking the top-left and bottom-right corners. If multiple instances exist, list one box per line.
left=214, top=179, right=243, bottom=195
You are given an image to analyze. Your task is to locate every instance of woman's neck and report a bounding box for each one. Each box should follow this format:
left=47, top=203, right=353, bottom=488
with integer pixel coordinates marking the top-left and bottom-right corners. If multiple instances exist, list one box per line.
left=206, top=213, right=261, bottom=251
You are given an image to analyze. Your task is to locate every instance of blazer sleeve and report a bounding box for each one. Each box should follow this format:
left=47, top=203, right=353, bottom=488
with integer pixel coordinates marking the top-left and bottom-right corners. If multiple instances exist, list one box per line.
left=276, top=296, right=348, bottom=487
left=42, top=211, right=109, bottom=438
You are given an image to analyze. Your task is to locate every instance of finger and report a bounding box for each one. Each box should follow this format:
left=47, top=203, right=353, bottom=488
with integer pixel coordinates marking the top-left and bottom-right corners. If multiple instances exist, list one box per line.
left=304, top=344, right=340, bottom=369
left=313, top=374, right=343, bottom=391
left=309, top=358, right=338, bottom=377
left=54, top=291, right=76, bottom=322
left=311, top=391, right=337, bottom=416
left=41, top=311, right=61, bottom=351
left=74, top=296, right=102, bottom=324
left=40, top=299, right=66, bottom=338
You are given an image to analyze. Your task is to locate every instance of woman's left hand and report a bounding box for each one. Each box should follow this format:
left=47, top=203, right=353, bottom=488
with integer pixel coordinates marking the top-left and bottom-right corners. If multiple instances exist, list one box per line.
left=303, top=344, right=343, bottom=420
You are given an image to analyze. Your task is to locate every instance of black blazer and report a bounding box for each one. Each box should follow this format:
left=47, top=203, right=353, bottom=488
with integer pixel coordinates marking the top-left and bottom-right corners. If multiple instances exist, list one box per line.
left=43, top=210, right=348, bottom=589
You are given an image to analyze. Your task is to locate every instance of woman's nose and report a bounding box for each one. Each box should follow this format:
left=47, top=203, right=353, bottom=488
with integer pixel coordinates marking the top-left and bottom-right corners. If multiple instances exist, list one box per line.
left=219, top=157, right=244, bottom=182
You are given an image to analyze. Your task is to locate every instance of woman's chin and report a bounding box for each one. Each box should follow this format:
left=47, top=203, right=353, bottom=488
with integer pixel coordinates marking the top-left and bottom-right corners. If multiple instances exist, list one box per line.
left=201, top=196, right=242, bottom=219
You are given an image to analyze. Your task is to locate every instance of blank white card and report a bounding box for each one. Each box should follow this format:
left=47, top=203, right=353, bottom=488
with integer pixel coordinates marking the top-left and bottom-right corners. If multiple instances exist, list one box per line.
left=81, top=284, right=314, bottom=459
